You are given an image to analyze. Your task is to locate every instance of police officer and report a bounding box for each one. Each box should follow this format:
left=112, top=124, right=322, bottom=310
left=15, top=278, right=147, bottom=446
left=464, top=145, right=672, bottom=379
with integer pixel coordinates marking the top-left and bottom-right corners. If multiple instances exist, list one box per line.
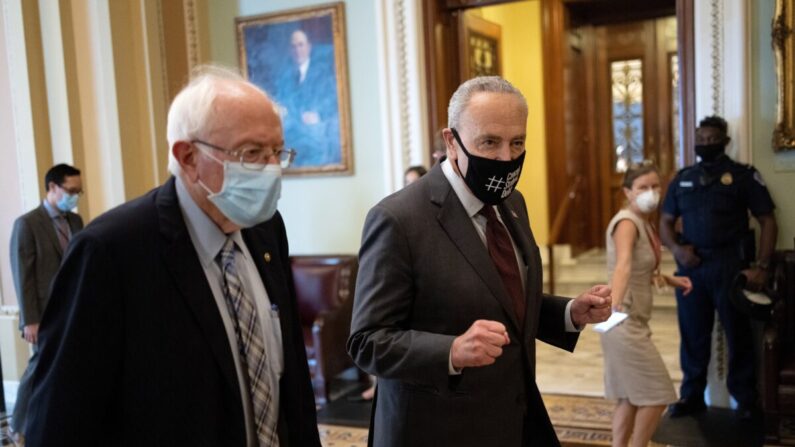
left=660, top=115, right=777, bottom=420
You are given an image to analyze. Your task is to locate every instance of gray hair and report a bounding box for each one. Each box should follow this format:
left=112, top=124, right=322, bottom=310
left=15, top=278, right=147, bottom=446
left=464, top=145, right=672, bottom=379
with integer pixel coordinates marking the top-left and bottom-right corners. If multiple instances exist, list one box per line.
left=166, top=64, right=274, bottom=175
left=447, top=76, right=527, bottom=129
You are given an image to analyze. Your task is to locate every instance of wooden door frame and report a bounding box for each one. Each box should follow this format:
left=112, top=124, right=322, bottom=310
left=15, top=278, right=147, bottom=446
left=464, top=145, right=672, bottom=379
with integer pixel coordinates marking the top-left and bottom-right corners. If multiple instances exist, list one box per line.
left=676, top=0, right=696, bottom=167
left=540, top=0, right=695, bottom=248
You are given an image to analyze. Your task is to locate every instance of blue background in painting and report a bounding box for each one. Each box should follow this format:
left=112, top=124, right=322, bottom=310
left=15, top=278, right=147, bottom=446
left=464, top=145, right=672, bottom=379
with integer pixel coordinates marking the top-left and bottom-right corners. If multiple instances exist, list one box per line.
left=243, top=16, right=341, bottom=168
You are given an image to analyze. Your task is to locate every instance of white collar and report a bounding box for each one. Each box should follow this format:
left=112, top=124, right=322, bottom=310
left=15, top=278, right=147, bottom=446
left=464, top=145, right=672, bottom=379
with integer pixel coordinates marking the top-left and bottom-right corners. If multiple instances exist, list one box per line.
left=441, top=159, right=484, bottom=218
left=175, top=176, right=248, bottom=268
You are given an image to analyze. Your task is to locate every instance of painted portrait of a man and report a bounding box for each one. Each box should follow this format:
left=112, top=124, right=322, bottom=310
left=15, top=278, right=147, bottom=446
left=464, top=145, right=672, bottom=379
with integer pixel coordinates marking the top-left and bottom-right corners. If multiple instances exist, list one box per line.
left=238, top=4, right=351, bottom=175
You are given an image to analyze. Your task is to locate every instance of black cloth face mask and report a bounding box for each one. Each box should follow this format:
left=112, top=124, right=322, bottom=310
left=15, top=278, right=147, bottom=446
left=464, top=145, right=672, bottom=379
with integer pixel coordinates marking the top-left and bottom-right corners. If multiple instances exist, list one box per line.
left=695, top=143, right=725, bottom=162
left=451, top=128, right=526, bottom=205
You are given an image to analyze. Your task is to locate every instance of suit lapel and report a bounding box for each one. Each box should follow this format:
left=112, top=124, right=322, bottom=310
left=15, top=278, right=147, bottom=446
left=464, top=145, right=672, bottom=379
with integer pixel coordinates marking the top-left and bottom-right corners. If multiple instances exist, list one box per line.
left=499, top=198, right=542, bottom=335
left=241, top=227, right=284, bottom=311
left=66, top=212, right=83, bottom=233
left=156, top=178, right=241, bottom=398
left=429, top=167, right=521, bottom=332
left=33, top=205, right=63, bottom=257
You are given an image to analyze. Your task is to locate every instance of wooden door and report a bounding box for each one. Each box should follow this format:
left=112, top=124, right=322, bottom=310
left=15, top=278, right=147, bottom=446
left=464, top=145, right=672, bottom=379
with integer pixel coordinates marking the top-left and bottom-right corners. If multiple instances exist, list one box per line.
left=562, top=26, right=601, bottom=252
left=593, top=17, right=679, bottom=234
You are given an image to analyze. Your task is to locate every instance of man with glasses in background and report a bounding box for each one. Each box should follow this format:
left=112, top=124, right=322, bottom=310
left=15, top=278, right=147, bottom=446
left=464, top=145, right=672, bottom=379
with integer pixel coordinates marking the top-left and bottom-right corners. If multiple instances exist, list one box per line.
left=26, top=65, right=320, bottom=447
left=9, top=163, right=84, bottom=443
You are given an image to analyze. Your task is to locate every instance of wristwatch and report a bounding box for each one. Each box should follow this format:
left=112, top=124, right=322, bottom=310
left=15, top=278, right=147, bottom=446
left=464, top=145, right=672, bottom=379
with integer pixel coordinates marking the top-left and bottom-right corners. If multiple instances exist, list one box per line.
left=756, top=259, right=771, bottom=271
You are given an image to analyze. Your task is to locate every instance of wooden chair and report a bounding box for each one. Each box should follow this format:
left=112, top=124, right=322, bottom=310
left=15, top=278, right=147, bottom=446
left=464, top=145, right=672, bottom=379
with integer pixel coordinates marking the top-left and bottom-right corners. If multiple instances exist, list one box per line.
left=762, top=248, right=795, bottom=443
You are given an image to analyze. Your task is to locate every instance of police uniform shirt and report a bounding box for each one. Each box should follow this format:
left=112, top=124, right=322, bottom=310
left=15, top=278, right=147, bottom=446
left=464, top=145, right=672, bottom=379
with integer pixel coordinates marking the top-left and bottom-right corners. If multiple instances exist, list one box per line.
left=662, top=154, right=775, bottom=249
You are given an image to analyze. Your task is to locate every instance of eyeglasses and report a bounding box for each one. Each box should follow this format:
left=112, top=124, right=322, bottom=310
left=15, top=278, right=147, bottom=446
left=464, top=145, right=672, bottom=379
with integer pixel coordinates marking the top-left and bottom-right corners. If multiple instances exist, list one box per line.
left=58, top=185, right=84, bottom=196
left=192, top=139, right=297, bottom=169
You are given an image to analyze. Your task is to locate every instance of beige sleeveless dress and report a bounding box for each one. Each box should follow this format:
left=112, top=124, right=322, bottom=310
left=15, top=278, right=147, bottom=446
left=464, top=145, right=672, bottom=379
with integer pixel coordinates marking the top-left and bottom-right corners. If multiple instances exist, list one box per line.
left=600, top=209, right=677, bottom=406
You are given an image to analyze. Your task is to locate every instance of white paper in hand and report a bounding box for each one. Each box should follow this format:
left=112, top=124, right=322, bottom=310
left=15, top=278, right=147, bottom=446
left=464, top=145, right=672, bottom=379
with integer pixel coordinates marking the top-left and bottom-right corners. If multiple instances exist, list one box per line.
left=592, top=311, right=628, bottom=333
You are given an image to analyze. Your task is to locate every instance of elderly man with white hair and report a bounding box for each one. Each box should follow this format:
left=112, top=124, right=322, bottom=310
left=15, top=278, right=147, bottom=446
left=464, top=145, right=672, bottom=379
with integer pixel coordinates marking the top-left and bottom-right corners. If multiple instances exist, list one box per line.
left=26, top=65, right=321, bottom=447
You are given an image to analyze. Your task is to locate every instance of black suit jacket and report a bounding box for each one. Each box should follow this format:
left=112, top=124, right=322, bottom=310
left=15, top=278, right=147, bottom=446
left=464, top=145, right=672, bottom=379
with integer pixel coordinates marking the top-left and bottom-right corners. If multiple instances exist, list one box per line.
left=26, top=178, right=320, bottom=447
left=9, top=204, right=83, bottom=330
left=348, top=165, right=578, bottom=447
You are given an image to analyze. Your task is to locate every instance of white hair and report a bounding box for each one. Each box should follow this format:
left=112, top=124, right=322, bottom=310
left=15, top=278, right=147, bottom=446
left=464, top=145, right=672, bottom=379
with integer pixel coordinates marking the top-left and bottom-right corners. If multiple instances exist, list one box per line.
left=447, top=76, right=527, bottom=129
left=166, top=64, right=275, bottom=175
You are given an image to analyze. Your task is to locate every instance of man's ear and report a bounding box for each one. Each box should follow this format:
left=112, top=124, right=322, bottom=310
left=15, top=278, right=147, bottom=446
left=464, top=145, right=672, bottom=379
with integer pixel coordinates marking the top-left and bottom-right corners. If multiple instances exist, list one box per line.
left=442, top=128, right=457, bottom=162
left=172, top=141, right=199, bottom=181
left=724, top=136, right=732, bottom=146
left=46, top=181, right=57, bottom=194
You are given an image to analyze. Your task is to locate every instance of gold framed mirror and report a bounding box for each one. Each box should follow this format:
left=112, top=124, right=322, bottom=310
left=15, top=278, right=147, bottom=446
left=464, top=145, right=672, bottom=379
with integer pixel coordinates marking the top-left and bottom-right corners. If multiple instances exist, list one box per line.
left=773, top=0, right=795, bottom=152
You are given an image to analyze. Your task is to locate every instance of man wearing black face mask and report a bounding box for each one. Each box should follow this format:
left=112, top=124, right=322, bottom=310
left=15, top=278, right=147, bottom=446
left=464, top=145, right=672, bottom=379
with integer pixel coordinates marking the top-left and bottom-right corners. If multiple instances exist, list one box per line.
left=660, top=115, right=777, bottom=420
left=348, top=76, right=612, bottom=447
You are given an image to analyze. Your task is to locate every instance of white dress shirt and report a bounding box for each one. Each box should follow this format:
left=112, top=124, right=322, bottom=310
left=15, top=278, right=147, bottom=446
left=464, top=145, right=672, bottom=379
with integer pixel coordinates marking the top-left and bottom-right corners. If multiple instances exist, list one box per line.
left=176, top=177, right=283, bottom=447
left=298, top=59, right=310, bottom=83
left=441, top=160, right=580, bottom=374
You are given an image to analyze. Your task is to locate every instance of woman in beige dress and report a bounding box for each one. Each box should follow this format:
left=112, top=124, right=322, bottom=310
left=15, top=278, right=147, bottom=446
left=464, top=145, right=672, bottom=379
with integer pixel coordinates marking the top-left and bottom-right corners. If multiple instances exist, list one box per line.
left=601, top=164, right=692, bottom=447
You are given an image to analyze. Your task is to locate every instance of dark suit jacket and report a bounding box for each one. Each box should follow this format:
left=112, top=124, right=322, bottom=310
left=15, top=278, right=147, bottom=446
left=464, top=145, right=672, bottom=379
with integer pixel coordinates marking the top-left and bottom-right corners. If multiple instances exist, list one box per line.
left=347, top=165, right=578, bottom=447
left=276, top=57, right=338, bottom=123
left=276, top=57, right=341, bottom=166
left=9, top=204, right=83, bottom=330
left=26, top=178, right=320, bottom=447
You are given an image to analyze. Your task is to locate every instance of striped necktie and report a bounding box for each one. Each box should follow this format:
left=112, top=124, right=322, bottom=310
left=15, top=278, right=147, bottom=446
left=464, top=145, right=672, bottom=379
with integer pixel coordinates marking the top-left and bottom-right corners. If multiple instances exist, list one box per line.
left=54, top=215, right=70, bottom=251
left=217, top=238, right=278, bottom=446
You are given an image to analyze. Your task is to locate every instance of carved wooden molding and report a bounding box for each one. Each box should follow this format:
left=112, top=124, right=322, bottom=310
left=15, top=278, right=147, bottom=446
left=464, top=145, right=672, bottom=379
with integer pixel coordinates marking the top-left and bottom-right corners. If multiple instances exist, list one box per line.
left=710, top=0, right=723, bottom=116
left=773, top=0, right=795, bottom=152
left=183, top=0, right=199, bottom=70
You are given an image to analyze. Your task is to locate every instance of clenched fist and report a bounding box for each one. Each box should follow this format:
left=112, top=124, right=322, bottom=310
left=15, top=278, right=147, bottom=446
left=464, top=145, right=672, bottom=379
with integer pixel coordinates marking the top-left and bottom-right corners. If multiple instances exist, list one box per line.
left=570, top=284, right=613, bottom=327
left=451, top=320, right=510, bottom=370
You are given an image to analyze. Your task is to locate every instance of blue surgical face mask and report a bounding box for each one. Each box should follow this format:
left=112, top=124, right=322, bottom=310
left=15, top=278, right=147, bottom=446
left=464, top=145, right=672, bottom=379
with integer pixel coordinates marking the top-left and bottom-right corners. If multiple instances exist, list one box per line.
left=56, top=193, right=79, bottom=212
left=198, top=150, right=282, bottom=228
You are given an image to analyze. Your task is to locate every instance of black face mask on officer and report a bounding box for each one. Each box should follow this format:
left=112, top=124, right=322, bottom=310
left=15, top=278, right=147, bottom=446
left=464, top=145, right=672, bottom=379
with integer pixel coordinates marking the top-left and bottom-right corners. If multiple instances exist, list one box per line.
left=695, top=143, right=725, bottom=162
left=450, top=128, right=525, bottom=205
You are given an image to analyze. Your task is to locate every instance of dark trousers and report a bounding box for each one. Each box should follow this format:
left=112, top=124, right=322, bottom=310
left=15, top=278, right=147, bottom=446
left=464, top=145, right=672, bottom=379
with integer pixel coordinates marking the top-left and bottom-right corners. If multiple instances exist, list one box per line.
left=522, top=382, right=561, bottom=446
left=675, top=254, right=756, bottom=406
left=11, top=345, right=38, bottom=434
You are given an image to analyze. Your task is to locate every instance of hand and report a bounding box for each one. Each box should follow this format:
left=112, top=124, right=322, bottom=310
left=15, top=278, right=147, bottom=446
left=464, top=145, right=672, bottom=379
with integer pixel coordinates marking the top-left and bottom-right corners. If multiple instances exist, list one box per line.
left=302, top=111, right=320, bottom=125
left=570, top=285, right=612, bottom=327
left=673, top=245, right=701, bottom=268
left=742, top=267, right=768, bottom=292
left=23, top=324, right=39, bottom=345
left=450, top=320, right=510, bottom=369
left=668, top=275, right=693, bottom=295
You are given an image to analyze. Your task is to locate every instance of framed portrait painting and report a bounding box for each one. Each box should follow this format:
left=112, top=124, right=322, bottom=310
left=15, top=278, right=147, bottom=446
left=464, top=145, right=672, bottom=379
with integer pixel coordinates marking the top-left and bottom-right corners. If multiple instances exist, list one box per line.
left=237, top=2, right=353, bottom=176
left=773, top=0, right=795, bottom=152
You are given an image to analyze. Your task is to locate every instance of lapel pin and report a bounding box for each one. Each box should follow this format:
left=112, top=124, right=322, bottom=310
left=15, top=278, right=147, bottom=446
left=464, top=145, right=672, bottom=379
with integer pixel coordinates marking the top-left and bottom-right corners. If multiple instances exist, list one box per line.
left=511, top=210, right=518, bottom=218
left=263, top=252, right=272, bottom=263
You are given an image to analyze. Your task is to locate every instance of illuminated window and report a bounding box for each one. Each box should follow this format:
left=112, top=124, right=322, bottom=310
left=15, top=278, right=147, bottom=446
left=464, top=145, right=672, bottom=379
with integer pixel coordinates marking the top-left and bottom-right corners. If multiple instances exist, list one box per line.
left=611, top=59, right=644, bottom=173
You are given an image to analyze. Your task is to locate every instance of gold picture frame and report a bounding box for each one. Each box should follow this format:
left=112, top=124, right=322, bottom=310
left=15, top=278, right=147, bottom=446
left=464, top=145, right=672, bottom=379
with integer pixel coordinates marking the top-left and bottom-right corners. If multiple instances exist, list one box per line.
left=236, top=2, right=353, bottom=176
left=773, top=0, right=795, bottom=152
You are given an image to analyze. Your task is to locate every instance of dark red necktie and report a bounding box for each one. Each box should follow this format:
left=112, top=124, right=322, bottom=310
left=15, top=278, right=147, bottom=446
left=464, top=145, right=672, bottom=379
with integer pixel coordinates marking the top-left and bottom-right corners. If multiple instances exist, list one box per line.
left=479, top=206, right=525, bottom=325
